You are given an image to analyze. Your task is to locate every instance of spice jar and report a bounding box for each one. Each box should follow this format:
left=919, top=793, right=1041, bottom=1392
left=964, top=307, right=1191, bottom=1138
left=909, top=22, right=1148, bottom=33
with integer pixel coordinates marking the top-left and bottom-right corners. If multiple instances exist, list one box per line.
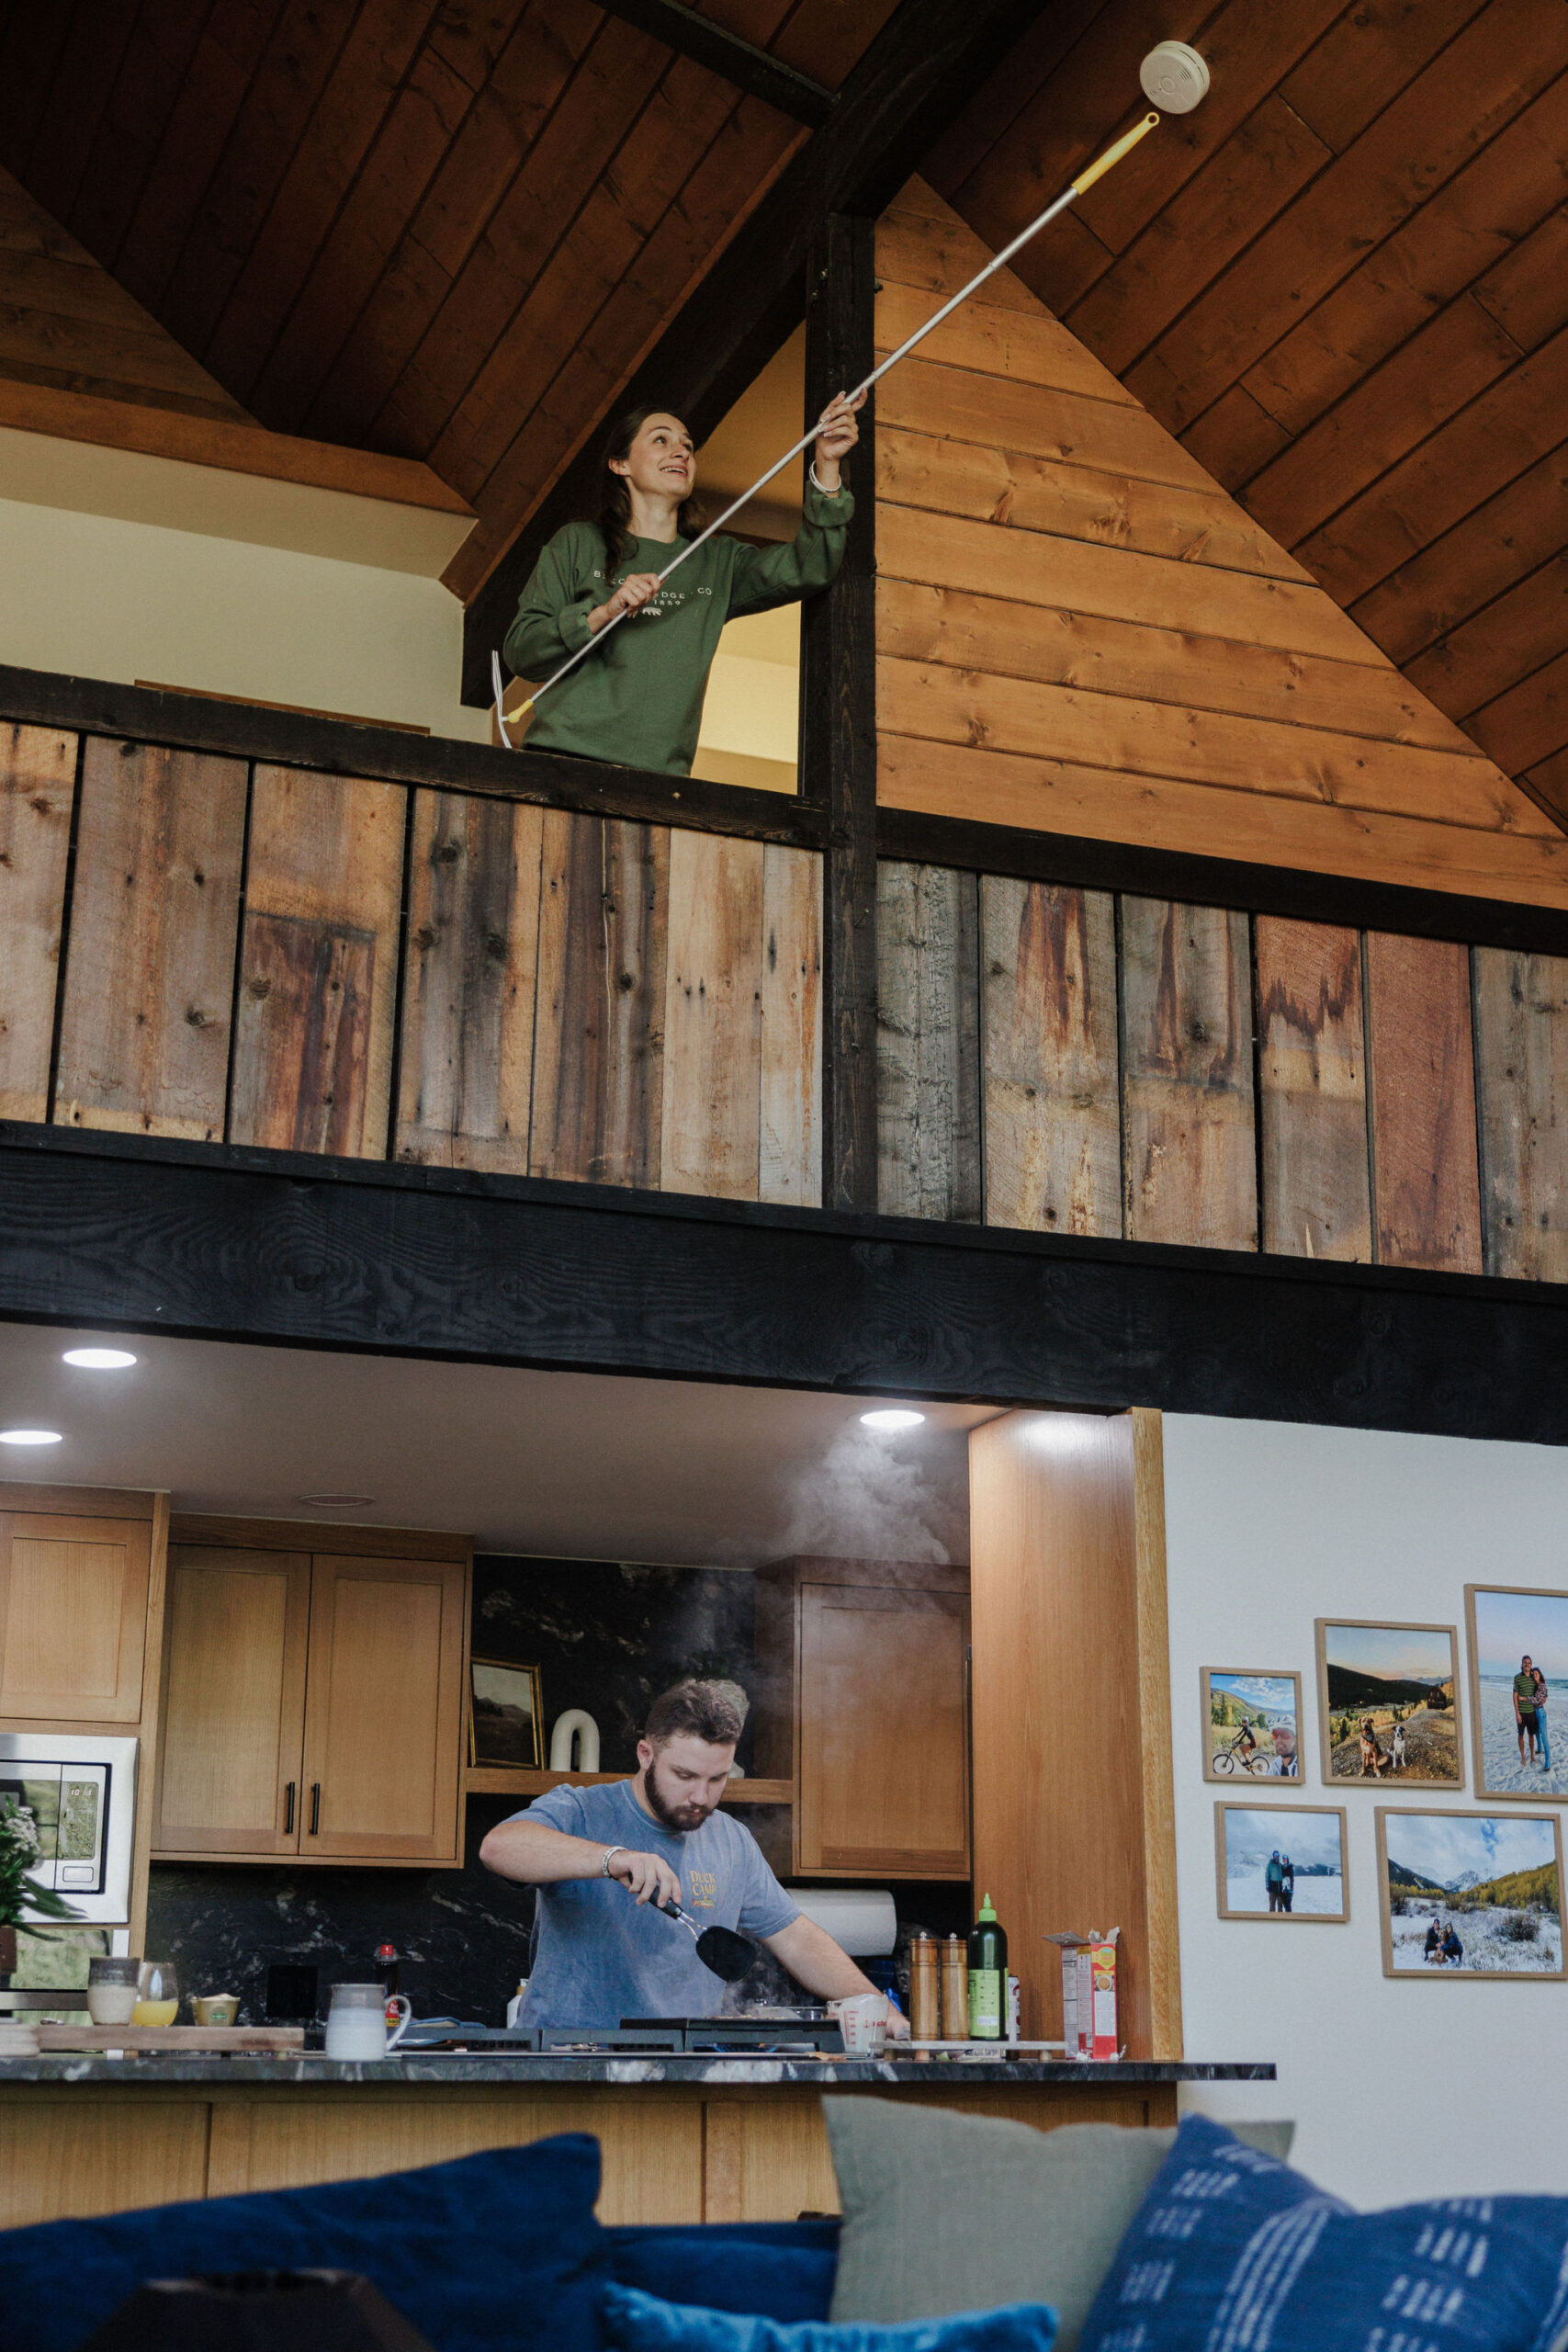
left=909, top=1934, right=940, bottom=2042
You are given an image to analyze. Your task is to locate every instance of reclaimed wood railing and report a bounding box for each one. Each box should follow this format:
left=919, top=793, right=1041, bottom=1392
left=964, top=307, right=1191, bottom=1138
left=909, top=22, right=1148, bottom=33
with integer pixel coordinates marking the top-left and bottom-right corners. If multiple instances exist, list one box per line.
left=4, top=699, right=1565, bottom=1283
left=878, top=863, right=1567, bottom=1282
left=0, top=721, right=822, bottom=1208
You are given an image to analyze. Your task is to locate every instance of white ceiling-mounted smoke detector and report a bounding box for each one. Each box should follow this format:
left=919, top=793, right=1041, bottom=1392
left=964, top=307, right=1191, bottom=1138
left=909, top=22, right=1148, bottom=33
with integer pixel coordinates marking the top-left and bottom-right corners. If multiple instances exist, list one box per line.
left=1139, top=40, right=1210, bottom=114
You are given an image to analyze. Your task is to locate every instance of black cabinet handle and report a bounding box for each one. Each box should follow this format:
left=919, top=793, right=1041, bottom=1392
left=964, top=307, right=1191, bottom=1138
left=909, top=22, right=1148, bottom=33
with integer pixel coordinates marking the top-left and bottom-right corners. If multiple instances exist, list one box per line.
left=284, top=1781, right=296, bottom=1834
left=309, top=1782, right=321, bottom=1836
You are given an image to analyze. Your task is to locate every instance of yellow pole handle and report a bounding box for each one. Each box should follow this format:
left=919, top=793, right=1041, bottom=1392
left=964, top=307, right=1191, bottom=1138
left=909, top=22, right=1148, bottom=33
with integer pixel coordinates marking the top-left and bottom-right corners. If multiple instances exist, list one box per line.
left=1072, top=110, right=1160, bottom=196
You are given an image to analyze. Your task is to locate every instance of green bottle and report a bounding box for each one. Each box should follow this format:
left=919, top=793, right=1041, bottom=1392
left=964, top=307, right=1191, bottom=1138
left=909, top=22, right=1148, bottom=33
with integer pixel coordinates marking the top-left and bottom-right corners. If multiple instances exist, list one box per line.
left=967, top=1894, right=1008, bottom=2041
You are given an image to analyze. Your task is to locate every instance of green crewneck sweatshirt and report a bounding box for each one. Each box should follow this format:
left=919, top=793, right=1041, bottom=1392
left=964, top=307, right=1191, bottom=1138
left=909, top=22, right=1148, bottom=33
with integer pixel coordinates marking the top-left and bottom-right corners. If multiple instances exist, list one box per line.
left=502, top=480, right=853, bottom=776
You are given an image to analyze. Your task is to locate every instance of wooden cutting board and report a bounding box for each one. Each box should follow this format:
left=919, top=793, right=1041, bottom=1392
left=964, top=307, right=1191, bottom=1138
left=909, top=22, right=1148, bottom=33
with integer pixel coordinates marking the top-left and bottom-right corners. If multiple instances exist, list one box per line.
left=36, top=2024, right=306, bottom=2052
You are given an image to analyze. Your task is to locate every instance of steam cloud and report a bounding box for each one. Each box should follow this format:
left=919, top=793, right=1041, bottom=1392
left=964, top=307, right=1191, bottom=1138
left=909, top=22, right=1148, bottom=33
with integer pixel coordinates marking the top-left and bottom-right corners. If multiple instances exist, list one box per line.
left=769, top=1419, right=959, bottom=1564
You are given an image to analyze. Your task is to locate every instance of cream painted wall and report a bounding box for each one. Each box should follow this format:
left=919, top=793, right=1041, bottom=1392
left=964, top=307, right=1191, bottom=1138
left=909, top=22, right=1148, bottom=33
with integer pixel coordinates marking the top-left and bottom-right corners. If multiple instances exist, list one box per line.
left=1163, top=1412, right=1568, bottom=2207
left=0, top=492, right=490, bottom=741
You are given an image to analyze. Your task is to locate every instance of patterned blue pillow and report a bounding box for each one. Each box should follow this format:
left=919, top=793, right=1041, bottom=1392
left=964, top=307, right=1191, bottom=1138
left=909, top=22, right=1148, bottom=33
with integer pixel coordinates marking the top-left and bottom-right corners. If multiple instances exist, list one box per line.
left=602, top=2282, right=1059, bottom=2352
left=1080, top=2115, right=1568, bottom=2352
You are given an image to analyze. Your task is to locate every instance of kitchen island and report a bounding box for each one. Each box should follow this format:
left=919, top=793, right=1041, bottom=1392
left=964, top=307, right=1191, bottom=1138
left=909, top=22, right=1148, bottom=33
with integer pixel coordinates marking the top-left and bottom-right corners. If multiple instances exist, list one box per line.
left=0, top=2056, right=1275, bottom=2232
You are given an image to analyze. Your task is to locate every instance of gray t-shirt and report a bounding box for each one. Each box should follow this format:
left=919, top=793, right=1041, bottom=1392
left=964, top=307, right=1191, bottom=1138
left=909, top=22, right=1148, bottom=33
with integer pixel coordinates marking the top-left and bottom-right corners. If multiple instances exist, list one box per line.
left=511, top=1778, right=800, bottom=2028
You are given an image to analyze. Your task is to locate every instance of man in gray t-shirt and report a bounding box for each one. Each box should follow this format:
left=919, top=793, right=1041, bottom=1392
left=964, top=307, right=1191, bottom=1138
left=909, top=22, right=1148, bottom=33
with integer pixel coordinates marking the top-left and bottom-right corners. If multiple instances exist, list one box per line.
left=479, top=1679, right=899, bottom=2030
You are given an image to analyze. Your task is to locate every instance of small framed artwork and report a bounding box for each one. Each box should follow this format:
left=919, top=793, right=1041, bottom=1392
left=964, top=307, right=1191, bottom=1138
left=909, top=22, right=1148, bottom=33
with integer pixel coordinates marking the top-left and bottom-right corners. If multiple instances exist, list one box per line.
left=1214, top=1804, right=1349, bottom=1921
left=1376, top=1807, right=1565, bottom=1979
left=1315, top=1619, right=1462, bottom=1787
left=468, top=1658, right=544, bottom=1769
left=1464, top=1585, right=1568, bottom=1802
left=1201, top=1670, right=1303, bottom=1782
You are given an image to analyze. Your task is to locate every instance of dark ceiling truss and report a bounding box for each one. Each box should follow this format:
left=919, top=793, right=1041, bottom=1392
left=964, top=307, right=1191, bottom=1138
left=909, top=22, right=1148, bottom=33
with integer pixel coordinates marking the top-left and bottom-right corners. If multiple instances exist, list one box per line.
left=462, top=0, right=1055, bottom=699
left=593, top=0, right=835, bottom=126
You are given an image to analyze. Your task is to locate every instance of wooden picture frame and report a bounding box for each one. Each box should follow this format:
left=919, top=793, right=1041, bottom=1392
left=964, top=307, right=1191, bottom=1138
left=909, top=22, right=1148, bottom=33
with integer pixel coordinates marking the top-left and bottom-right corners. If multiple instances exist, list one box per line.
left=1213, top=1803, right=1349, bottom=1921
left=468, top=1657, right=544, bottom=1770
left=1376, top=1806, right=1566, bottom=1979
left=1201, top=1669, right=1304, bottom=1784
left=1314, top=1618, right=1462, bottom=1788
left=1463, top=1584, right=1568, bottom=1804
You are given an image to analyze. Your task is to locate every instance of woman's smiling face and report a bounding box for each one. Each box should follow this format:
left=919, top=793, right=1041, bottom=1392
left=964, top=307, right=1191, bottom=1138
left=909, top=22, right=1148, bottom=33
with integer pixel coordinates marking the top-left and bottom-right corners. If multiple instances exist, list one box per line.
left=612, top=413, right=695, bottom=501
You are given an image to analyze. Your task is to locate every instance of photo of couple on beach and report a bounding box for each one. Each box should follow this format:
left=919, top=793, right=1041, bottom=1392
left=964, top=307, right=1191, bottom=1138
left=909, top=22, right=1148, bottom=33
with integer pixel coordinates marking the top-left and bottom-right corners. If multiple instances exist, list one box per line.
left=1466, top=1586, right=1568, bottom=1801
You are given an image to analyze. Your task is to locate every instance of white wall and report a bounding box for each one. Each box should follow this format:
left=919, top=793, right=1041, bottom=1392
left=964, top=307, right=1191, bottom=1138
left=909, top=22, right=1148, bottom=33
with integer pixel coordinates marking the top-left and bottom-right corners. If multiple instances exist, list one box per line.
left=1, top=492, right=490, bottom=742
left=1163, top=1413, right=1568, bottom=2208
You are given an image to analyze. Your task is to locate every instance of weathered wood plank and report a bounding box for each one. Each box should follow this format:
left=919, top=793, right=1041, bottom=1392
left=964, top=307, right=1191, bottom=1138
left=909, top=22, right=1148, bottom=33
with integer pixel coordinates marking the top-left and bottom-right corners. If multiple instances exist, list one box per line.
left=229, top=767, right=407, bottom=1159
left=1363, top=932, right=1483, bottom=1272
left=530, top=810, right=669, bottom=1188
left=875, top=860, right=981, bottom=1222
left=982, top=876, right=1120, bottom=1237
left=759, top=842, right=822, bottom=1210
left=1120, top=899, right=1258, bottom=1250
left=1255, top=916, right=1371, bottom=1261
left=394, top=790, right=545, bottom=1173
left=660, top=829, right=765, bottom=1202
left=0, top=723, right=75, bottom=1122
left=53, top=738, right=246, bottom=1143
left=1472, top=945, right=1568, bottom=1281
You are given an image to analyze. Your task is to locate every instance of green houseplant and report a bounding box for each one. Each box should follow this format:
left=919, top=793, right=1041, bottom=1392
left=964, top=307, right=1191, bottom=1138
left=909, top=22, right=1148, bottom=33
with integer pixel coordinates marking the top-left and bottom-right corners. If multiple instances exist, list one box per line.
left=0, top=1793, right=82, bottom=1978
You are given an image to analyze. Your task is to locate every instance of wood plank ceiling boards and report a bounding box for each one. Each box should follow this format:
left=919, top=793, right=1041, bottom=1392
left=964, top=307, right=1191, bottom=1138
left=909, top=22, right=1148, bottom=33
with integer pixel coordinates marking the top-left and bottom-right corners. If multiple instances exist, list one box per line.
left=0, top=0, right=910, bottom=644
left=923, top=0, right=1568, bottom=831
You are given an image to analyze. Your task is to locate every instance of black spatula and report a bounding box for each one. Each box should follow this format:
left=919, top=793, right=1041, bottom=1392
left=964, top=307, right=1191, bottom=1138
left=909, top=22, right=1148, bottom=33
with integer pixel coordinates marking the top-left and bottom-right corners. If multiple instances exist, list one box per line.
left=656, top=1898, right=756, bottom=1983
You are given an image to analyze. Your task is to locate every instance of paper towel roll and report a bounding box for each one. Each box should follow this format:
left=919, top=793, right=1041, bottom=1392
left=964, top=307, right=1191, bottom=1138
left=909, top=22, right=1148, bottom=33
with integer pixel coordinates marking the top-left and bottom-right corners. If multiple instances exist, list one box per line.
left=784, top=1886, right=897, bottom=1956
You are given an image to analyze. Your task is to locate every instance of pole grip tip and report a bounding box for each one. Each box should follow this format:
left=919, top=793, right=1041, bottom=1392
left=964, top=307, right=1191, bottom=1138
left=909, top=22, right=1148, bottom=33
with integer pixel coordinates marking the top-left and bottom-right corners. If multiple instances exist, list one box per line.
left=1072, top=110, right=1160, bottom=195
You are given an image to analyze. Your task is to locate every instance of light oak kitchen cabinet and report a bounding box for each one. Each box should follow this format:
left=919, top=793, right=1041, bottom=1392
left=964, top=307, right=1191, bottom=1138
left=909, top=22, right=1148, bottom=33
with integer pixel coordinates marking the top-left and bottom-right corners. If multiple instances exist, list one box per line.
left=0, top=1506, right=153, bottom=1724
left=753, top=1555, right=971, bottom=1880
left=152, top=1521, right=470, bottom=1866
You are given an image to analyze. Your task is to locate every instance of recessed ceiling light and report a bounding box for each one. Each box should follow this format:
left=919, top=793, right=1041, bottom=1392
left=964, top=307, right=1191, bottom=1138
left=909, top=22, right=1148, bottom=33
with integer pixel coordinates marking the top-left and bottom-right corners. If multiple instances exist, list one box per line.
left=859, top=1408, right=926, bottom=1431
left=298, top=1494, right=376, bottom=1508
left=0, top=1428, right=62, bottom=1446
left=62, top=1348, right=138, bottom=1370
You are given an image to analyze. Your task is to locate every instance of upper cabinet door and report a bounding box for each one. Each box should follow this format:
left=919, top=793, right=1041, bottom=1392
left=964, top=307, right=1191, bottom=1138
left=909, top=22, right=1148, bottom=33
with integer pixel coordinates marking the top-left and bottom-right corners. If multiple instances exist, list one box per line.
left=300, top=1555, right=466, bottom=1861
left=153, top=1548, right=310, bottom=1856
left=0, top=1513, right=151, bottom=1723
left=796, top=1582, right=971, bottom=1879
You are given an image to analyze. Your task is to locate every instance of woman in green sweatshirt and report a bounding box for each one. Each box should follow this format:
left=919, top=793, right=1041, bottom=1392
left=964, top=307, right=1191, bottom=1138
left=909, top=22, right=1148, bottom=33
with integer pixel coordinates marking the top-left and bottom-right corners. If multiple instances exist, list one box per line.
left=502, top=390, right=863, bottom=776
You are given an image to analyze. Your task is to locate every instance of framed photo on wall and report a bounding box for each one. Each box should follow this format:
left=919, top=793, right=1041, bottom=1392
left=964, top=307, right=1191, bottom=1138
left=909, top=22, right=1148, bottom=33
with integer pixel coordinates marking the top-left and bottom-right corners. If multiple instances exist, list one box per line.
left=1464, top=1585, right=1568, bottom=1803
left=1201, top=1669, right=1303, bottom=1782
left=1376, top=1807, right=1565, bottom=1979
left=1213, top=1804, right=1349, bottom=1921
left=468, top=1657, right=544, bottom=1769
left=1315, top=1620, right=1462, bottom=1787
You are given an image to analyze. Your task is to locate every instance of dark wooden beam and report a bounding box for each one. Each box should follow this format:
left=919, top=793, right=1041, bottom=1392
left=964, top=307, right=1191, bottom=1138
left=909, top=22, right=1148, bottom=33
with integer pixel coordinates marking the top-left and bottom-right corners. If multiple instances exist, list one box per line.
left=594, top=0, right=833, bottom=126
left=4, top=1124, right=1568, bottom=1445
left=803, top=214, right=878, bottom=1211
left=462, top=0, right=1055, bottom=699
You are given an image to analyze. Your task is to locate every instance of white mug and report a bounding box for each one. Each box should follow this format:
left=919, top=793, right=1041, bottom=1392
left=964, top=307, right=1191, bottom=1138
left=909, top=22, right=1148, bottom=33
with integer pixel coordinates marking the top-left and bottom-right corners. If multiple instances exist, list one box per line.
left=324, top=1983, right=412, bottom=2061
left=830, top=1993, right=891, bottom=2055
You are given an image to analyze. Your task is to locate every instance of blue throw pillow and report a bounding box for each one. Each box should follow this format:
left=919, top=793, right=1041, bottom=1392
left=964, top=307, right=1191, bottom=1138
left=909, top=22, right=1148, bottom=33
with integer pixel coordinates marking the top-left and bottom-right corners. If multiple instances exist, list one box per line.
left=1080, top=2114, right=1568, bottom=2352
left=602, top=2281, right=1058, bottom=2352
left=0, top=2134, right=607, bottom=2352
left=610, top=2222, right=840, bottom=2323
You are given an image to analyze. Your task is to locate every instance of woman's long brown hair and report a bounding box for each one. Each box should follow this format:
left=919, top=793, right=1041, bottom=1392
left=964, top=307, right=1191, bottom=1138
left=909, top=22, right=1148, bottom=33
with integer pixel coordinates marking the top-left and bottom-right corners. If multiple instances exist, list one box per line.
left=597, top=404, right=701, bottom=580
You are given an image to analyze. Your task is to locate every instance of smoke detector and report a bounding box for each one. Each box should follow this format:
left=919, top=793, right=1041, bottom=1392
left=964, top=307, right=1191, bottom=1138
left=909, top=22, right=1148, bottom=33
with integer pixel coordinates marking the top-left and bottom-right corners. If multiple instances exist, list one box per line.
left=1139, top=40, right=1210, bottom=114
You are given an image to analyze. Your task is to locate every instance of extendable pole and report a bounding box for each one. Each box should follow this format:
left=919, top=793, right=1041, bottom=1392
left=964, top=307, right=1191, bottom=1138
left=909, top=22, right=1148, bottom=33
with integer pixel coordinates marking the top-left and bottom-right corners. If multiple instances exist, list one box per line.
left=494, top=109, right=1161, bottom=744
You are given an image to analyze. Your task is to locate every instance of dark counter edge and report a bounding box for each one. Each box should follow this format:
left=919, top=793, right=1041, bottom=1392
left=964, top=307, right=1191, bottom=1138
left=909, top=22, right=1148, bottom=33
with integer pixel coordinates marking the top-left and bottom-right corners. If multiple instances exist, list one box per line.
left=0, top=2056, right=1275, bottom=2086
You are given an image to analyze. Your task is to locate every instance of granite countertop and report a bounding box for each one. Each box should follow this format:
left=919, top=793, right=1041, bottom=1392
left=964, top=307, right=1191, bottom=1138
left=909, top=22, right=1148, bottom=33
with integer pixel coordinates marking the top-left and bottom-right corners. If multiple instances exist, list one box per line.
left=0, top=2054, right=1276, bottom=2087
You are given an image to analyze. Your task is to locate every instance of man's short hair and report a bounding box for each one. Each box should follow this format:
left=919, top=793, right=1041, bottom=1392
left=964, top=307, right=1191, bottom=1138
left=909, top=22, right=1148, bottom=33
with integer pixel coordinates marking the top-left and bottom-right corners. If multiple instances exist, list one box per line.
left=645, top=1679, right=743, bottom=1748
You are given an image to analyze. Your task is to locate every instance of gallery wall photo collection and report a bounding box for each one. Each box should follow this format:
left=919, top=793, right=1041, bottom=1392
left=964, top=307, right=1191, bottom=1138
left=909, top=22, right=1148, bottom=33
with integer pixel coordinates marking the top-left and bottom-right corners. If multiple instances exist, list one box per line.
left=1204, top=1600, right=1568, bottom=1975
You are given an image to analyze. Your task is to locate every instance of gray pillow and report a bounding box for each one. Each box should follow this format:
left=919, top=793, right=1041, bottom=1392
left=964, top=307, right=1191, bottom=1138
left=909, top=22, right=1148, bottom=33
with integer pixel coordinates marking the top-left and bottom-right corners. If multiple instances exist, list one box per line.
left=824, top=2100, right=1295, bottom=2346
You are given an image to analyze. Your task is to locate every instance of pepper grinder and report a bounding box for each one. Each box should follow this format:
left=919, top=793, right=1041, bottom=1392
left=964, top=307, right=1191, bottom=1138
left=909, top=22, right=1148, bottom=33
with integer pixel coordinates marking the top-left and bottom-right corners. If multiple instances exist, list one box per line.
left=940, top=1933, right=968, bottom=2041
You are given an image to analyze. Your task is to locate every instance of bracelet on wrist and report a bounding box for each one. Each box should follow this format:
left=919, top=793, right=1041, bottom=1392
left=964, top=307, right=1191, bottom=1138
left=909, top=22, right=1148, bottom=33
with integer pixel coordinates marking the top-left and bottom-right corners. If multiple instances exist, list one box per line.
left=601, top=1844, right=625, bottom=1878
left=808, top=461, right=844, bottom=496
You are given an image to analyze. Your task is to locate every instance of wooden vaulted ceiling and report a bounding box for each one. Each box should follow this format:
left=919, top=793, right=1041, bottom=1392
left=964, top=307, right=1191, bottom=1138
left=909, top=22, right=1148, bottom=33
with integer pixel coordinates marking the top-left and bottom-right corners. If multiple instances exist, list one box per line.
left=2, top=0, right=1568, bottom=829
left=926, top=0, right=1568, bottom=825
left=0, top=0, right=897, bottom=600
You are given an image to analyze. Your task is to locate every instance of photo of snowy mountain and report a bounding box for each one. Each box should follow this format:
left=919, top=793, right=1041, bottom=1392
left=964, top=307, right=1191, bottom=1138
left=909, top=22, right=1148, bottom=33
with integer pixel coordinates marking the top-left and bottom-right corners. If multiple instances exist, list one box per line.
left=1215, top=1804, right=1348, bottom=1921
left=1378, top=1808, right=1564, bottom=1978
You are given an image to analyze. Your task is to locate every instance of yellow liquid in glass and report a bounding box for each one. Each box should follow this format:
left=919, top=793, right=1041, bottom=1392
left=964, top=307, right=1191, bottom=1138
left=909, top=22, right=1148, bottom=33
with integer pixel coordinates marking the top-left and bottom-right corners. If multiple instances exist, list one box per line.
left=132, top=1999, right=178, bottom=2027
